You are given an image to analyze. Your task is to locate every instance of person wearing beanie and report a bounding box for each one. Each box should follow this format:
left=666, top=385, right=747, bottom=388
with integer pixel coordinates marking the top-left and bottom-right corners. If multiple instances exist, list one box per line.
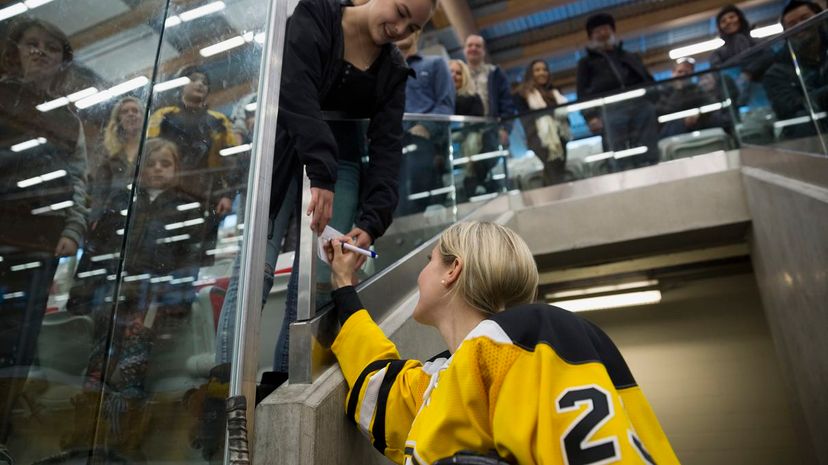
left=576, top=12, right=658, bottom=169
left=762, top=0, right=827, bottom=139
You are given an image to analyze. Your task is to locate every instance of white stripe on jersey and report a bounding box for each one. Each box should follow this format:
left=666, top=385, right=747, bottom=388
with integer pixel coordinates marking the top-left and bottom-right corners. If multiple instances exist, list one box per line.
left=463, top=320, right=513, bottom=345
left=358, top=365, right=388, bottom=435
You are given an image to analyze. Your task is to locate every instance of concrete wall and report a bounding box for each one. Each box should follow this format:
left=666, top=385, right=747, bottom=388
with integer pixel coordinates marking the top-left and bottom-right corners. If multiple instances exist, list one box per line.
left=586, top=273, right=804, bottom=465
left=741, top=147, right=828, bottom=465
left=254, top=292, right=446, bottom=465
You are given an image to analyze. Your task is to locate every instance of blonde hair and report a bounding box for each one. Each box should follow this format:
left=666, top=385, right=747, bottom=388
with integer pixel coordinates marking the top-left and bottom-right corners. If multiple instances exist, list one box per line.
left=103, top=96, right=143, bottom=159
left=437, top=221, right=538, bottom=315
left=449, top=59, right=477, bottom=97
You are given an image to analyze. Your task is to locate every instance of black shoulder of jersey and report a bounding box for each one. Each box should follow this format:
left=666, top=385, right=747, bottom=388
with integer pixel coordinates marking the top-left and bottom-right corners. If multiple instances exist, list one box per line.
left=427, top=350, right=451, bottom=363
left=489, top=304, right=637, bottom=389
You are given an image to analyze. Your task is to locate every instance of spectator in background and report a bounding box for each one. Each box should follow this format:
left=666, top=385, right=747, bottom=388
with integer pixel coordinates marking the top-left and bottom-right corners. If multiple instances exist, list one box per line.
left=656, top=58, right=729, bottom=137
left=0, top=18, right=88, bottom=462
left=463, top=34, right=517, bottom=196
left=67, top=96, right=144, bottom=316
left=449, top=59, right=484, bottom=116
left=147, top=66, right=239, bottom=270
left=513, top=59, right=571, bottom=186
left=763, top=0, right=827, bottom=139
left=67, top=138, right=203, bottom=460
left=395, top=30, right=455, bottom=214
left=710, top=4, right=774, bottom=105
left=576, top=13, right=658, bottom=168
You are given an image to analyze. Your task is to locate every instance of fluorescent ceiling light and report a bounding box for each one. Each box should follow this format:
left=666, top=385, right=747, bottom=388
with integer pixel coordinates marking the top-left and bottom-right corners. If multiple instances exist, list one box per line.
left=17, top=169, right=66, bottom=188
left=245, top=102, right=257, bottom=112
left=751, top=23, right=783, bottom=38
left=220, top=144, right=251, bottom=156
left=154, top=77, right=190, bottom=92
left=11, top=261, right=40, bottom=271
left=567, top=98, right=602, bottom=113
left=254, top=32, right=266, bottom=44
left=31, top=200, right=73, bottom=215
left=546, top=280, right=658, bottom=300
left=0, top=3, right=28, bottom=21
left=11, top=137, right=46, bottom=152
left=179, top=1, right=225, bottom=21
left=36, top=87, right=97, bottom=112
left=68, top=87, right=98, bottom=102
left=37, top=97, right=69, bottom=112
left=24, top=0, right=53, bottom=7
left=551, top=290, right=662, bottom=313
left=658, top=108, right=700, bottom=123
left=669, top=38, right=724, bottom=59
left=200, top=36, right=246, bottom=57
left=165, top=16, right=182, bottom=27
left=3, top=291, right=25, bottom=299
left=75, top=76, right=148, bottom=109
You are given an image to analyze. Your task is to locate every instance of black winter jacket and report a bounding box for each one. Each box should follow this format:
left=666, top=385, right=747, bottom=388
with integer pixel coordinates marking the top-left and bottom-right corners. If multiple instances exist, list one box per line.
left=272, top=0, right=411, bottom=240
left=576, top=44, right=654, bottom=101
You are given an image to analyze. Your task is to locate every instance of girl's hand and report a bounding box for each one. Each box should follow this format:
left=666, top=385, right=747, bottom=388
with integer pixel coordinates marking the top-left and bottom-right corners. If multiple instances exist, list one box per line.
left=54, top=237, right=78, bottom=257
left=328, top=237, right=359, bottom=289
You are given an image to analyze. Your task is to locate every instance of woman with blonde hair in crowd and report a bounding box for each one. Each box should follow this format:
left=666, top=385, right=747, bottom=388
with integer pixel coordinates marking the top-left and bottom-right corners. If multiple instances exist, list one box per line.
left=449, top=59, right=484, bottom=116
left=67, top=96, right=145, bottom=315
left=327, top=221, right=679, bottom=465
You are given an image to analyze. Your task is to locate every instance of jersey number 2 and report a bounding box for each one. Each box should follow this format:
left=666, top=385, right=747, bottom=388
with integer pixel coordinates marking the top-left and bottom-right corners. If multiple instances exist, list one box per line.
left=556, top=385, right=656, bottom=465
left=556, top=385, right=620, bottom=465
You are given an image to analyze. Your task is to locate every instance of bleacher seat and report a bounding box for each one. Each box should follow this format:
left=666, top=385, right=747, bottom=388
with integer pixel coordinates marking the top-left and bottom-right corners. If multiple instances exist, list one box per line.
left=659, top=128, right=735, bottom=161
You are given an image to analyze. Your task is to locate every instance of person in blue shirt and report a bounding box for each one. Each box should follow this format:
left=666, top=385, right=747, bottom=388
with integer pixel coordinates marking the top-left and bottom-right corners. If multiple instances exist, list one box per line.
left=395, top=30, right=455, bottom=214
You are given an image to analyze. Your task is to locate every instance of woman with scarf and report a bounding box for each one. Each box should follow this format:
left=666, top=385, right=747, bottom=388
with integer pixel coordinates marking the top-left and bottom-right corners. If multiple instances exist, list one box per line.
left=513, top=60, right=571, bottom=186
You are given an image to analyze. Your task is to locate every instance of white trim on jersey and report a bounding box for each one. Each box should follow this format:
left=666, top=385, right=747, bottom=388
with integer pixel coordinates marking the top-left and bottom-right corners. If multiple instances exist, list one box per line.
left=359, top=365, right=388, bottom=436
left=463, top=320, right=513, bottom=345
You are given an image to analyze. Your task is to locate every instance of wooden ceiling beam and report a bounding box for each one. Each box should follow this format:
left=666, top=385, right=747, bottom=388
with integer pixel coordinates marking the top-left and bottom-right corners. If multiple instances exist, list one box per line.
left=476, top=0, right=573, bottom=29
left=70, top=0, right=202, bottom=50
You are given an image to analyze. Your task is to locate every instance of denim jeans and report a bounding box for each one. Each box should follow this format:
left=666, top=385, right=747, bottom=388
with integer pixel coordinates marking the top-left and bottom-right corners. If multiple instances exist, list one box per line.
left=214, top=175, right=299, bottom=365
left=272, top=161, right=360, bottom=372
left=215, top=161, right=360, bottom=372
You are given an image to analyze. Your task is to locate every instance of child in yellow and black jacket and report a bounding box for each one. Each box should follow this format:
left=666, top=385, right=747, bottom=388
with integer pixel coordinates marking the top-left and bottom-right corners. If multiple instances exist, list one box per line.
left=328, top=222, right=679, bottom=465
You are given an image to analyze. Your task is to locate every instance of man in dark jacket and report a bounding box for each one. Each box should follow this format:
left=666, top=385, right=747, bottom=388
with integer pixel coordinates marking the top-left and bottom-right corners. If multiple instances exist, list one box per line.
left=576, top=13, right=659, bottom=169
left=463, top=34, right=517, bottom=196
left=656, top=58, right=727, bottom=137
left=763, top=0, right=827, bottom=139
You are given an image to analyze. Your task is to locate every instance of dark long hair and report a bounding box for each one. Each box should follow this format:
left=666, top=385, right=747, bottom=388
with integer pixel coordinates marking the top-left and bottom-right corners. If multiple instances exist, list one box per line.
left=1, top=17, right=73, bottom=94
left=716, top=4, right=751, bottom=37
left=517, top=59, right=559, bottom=104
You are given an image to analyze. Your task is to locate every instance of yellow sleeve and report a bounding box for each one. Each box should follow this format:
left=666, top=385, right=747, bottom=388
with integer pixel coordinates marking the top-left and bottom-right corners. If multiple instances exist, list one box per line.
left=146, top=106, right=175, bottom=138
left=331, top=310, right=432, bottom=464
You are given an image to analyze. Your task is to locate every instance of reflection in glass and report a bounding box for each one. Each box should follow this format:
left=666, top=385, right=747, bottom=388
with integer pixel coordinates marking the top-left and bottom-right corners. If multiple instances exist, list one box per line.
left=0, top=17, right=88, bottom=463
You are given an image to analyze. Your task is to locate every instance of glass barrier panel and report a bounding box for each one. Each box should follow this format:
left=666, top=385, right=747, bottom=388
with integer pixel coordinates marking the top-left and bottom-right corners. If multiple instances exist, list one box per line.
left=721, top=12, right=828, bottom=155
left=449, top=118, right=510, bottom=203
left=0, top=0, right=167, bottom=463
left=781, top=13, right=828, bottom=154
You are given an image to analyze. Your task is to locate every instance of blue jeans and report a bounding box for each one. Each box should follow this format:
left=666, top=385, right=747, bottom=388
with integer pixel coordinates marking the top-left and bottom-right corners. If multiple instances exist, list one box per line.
left=215, top=161, right=360, bottom=372
left=215, top=175, right=299, bottom=365
left=272, top=161, right=360, bottom=372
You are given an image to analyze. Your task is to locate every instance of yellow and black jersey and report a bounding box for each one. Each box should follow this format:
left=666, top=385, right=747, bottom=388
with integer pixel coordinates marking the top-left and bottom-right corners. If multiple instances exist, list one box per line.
left=331, top=287, right=679, bottom=465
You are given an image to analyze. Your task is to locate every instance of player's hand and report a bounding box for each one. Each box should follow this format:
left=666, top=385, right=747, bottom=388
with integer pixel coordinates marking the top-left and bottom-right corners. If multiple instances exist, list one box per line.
left=307, top=187, right=334, bottom=233
left=328, top=236, right=359, bottom=289
left=344, top=227, right=373, bottom=270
